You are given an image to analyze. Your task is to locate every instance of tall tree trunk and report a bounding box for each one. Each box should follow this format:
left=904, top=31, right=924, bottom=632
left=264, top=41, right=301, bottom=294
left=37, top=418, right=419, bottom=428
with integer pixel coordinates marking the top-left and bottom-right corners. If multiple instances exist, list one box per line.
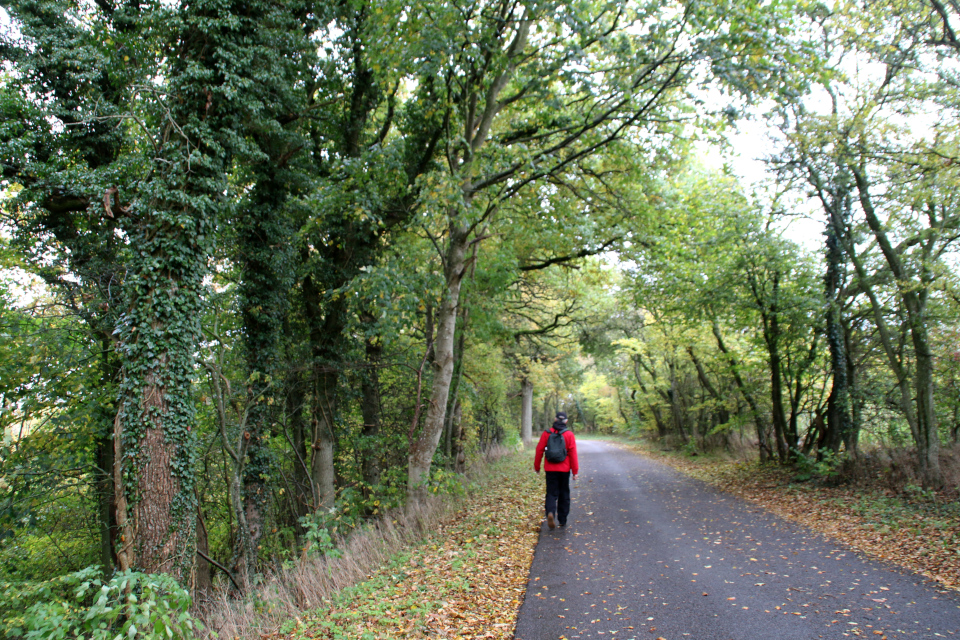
left=115, top=249, right=202, bottom=585
left=113, top=0, right=272, bottom=585
left=520, top=378, right=534, bottom=445
left=712, top=320, right=772, bottom=461
left=823, top=219, right=853, bottom=456
left=406, top=14, right=532, bottom=499
left=236, top=173, right=295, bottom=579
left=408, top=224, right=468, bottom=498
left=360, top=326, right=383, bottom=494
left=851, top=166, right=941, bottom=486
left=766, top=306, right=791, bottom=461
left=443, top=307, right=469, bottom=462
left=311, top=369, right=338, bottom=511
left=287, top=370, right=311, bottom=518
left=633, top=359, right=668, bottom=438
left=667, top=360, right=689, bottom=444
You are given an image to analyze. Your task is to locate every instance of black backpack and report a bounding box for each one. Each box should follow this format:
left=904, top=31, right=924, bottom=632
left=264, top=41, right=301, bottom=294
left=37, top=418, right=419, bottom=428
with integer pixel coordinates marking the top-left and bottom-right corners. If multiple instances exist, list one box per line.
left=544, top=427, right=567, bottom=463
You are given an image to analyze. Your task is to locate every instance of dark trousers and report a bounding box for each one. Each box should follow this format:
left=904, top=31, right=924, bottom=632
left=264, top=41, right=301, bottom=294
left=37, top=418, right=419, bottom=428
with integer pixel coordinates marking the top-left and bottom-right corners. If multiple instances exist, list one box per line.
left=544, top=471, right=571, bottom=526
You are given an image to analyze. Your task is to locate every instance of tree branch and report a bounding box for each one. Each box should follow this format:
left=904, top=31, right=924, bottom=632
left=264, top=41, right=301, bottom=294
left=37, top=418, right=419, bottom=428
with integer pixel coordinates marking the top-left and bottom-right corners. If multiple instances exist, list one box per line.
left=519, top=236, right=621, bottom=271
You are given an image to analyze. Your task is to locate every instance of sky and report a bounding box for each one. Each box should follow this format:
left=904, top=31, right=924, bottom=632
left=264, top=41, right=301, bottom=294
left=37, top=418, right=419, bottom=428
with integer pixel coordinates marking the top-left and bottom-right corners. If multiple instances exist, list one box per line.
left=698, top=125, right=827, bottom=254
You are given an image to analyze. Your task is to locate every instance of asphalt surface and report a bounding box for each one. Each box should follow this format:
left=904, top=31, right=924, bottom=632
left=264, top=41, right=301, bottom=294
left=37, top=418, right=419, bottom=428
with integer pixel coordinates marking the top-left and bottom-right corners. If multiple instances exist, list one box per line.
left=514, top=439, right=960, bottom=640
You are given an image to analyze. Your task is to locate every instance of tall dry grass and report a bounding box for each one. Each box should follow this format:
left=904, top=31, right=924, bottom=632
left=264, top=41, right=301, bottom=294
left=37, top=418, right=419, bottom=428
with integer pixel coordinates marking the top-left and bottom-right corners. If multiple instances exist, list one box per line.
left=841, top=440, right=960, bottom=498
left=196, top=444, right=514, bottom=639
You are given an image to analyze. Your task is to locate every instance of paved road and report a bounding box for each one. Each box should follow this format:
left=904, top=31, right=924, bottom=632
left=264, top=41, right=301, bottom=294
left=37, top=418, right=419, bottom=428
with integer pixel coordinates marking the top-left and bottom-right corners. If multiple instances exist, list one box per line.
left=514, top=440, right=960, bottom=640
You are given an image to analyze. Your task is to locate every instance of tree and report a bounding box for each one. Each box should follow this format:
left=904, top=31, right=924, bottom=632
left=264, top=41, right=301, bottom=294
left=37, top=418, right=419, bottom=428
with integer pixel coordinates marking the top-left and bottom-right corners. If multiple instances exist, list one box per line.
left=618, top=165, right=825, bottom=459
left=767, top=0, right=960, bottom=485
left=407, top=0, right=707, bottom=498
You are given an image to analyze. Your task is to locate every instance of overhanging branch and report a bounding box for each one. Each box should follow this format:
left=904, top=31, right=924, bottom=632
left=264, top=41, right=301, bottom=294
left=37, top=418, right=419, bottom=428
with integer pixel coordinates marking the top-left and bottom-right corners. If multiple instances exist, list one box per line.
left=519, top=235, right=621, bottom=271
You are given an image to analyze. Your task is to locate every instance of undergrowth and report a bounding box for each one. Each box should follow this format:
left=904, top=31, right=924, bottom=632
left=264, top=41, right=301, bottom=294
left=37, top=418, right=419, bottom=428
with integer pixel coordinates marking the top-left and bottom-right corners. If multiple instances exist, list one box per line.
left=0, top=568, right=198, bottom=639
left=202, top=446, right=541, bottom=639
left=276, top=450, right=542, bottom=639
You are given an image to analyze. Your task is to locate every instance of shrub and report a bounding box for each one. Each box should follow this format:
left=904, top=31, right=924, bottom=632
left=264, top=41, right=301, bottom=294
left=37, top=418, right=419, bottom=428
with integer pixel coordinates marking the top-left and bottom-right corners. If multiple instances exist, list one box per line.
left=0, top=566, right=199, bottom=639
left=792, top=448, right=847, bottom=483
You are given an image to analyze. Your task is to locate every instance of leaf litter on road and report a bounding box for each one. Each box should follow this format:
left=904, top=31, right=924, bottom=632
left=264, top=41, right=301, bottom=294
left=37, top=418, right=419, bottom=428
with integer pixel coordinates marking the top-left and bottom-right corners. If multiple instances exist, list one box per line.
left=624, top=441, right=960, bottom=593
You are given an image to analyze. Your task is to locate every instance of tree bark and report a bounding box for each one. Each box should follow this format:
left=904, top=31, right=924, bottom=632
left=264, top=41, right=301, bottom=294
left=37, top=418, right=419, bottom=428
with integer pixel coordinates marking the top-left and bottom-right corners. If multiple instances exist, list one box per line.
left=129, top=377, right=192, bottom=579
left=236, top=172, right=295, bottom=577
left=823, top=217, right=853, bottom=456
left=112, top=0, right=279, bottom=585
left=667, top=360, right=689, bottom=444
left=443, top=307, right=469, bottom=461
left=521, top=378, right=534, bottom=445
left=408, top=224, right=468, bottom=497
left=850, top=165, right=941, bottom=486
left=687, top=347, right=730, bottom=428
left=360, top=328, right=383, bottom=494
left=633, top=358, right=668, bottom=438
left=712, top=320, right=772, bottom=461
left=311, top=369, right=338, bottom=511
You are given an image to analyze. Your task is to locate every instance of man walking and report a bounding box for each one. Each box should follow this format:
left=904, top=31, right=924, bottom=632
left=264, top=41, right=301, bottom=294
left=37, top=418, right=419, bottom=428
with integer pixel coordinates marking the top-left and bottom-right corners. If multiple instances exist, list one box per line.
left=534, top=411, right=578, bottom=529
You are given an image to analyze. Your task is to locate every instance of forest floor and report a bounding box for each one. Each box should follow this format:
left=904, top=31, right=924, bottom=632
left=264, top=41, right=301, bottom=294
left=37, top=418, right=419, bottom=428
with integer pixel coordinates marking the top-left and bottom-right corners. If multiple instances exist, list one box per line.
left=274, top=437, right=960, bottom=639
left=616, top=438, right=960, bottom=593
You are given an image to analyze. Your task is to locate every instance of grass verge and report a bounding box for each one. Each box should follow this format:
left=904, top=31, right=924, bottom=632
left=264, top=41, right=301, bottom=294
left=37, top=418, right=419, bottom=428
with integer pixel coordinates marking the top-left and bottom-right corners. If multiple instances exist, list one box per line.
left=610, top=437, right=960, bottom=592
left=273, top=449, right=543, bottom=639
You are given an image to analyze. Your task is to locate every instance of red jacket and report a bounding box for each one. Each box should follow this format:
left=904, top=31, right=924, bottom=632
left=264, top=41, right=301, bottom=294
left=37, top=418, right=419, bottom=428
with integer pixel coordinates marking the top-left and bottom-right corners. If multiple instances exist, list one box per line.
left=534, top=427, right=578, bottom=475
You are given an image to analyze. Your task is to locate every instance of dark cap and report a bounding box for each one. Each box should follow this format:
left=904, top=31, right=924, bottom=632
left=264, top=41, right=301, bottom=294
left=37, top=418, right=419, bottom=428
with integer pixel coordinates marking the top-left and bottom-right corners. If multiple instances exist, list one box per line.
left=556, top=412, right=567, bottom=420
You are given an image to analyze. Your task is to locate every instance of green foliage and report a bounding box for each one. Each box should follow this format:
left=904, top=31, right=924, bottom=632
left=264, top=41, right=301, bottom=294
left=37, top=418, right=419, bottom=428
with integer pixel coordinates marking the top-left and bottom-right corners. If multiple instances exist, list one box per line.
left=0, top=292, right=111, bottom=580
left=792, top=449, right=846, bottom=483
left=681, top=439, right=700, bottom=457
left=578, top=371, right=625, bottom=434
left=0, top=567, right=198, bottom=639
left=299, top=513, right=344, bottom=559
left=4, top=0, right=960, bottom=613
left=426, top=466, right=467, bottom=497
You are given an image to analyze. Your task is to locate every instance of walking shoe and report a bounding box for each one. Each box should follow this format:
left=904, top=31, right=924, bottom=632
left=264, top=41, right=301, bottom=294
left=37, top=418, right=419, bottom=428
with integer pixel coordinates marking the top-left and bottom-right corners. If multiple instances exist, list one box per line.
left=547, top=512, right=556, bottom=530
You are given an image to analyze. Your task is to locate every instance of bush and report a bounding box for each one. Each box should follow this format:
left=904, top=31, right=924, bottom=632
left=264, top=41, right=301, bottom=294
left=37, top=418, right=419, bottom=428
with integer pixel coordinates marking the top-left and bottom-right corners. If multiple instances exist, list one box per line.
left=0, top=566, right=199, bottom=639
left=792, top=448, right=847, bottom=483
